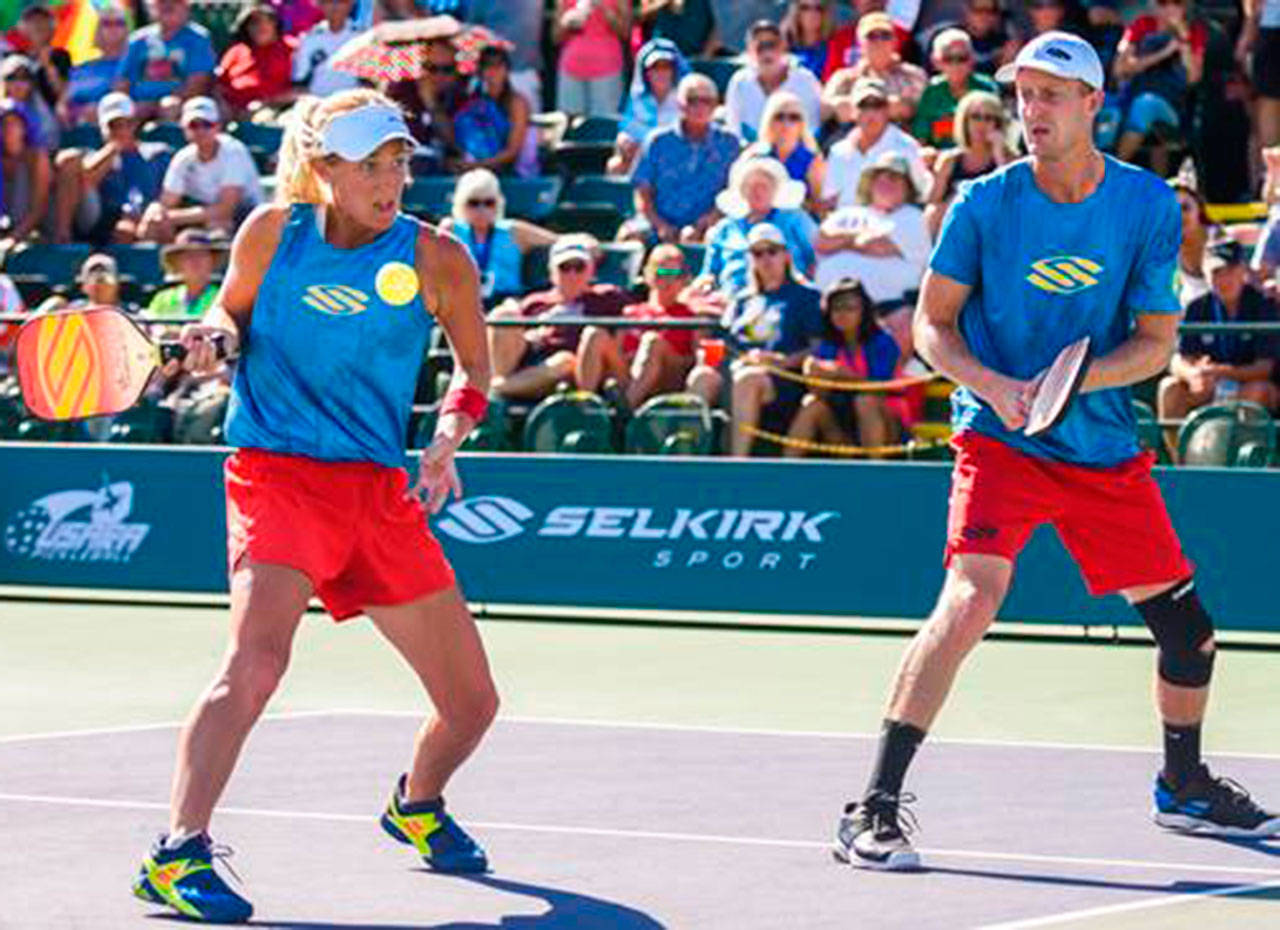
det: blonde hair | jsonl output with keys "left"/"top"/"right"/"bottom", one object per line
{"left": 758, "top": 91, "right": 818, "bottom": 155}
{"left": 953, "top": 90, "right": 1005, "bottom": 149}
{"left": 452, "top": 168, "right": 505, "bottom": 222}
{"left": 275, "top": 88, "right": 406, "bottom": 205}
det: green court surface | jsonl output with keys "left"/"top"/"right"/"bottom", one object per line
{"left": 4, "top": 599, "right": 1280, "bottom": 929}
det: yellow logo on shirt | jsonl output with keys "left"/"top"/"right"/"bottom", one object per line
{"left": 1026, "top": 256, "right": 1104, "bottom": 295}
{"left": 302, "top": 284, "right": 369, "bottom": 316}
{"left": 375, "top": 261, "right": 419, "bottom": 306}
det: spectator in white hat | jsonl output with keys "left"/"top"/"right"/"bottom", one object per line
{"left": 912, "top": 27, "right": 999, "bottom": 149}
{"left": 822, "top": 77, "right": 930, "bottom": 213}
{"left": 688, "top": 221, "right": 824, "bottom": 455}
{"left": 139, "top": 96, "right": 263, "bottom": 243}
{"left": 695, "top": 155, "right": 817, "bottom": 296}
{"left": 52, "top": 92, "right": 173, "bottom": 244}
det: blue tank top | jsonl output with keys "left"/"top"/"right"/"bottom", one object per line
{"left": 225, "top": 203, "right": 431, "bottom": 468}
{"left": 453, "top": 218, "right": 522, "bottom": 301}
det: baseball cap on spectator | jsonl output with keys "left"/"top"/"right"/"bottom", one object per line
{"left": 995, "top": 30, "right": 1105, "bottom": 90}
{"left": 180, "top": 96, "right": 221, "bottom": 127}
{"left": 851, "top": 78, "right": 890, "bottom": 106}
{"left": 857, "top": 12, "right": 894, "bottom": 39}
{"left": 0, "top": 54, "right": 36, "bottom": 81}
{"left": 857, "top": 151, "right": 920, "bottom": 204}
{"left": 748, "top": 19, "right": 782, "bottom": 41}
{"left": 716, "top": 156, "right": 806, "bottom": 217}
{"left": 78, "top": 253, "right": 119, "bottom": 283}
{"left": 550, "top": 234, "right": 599, "bottom": 268}
{"left": 746, "top": 223, "right": 786, "bottom": 250}
{"left": 932, "top": 28, "right": 973, "bottom": 57}
{"left": 822, "top": 276, "right": 871, "bottom": 311}
{"left": 19, "top": 2, "right": 53, "bottom": 20}
{"left": 98, "top": 92, "right": 136, "bottom": 131}
{"left": 640, "top": 44, "right": 678, "bottom": 69}
{"left": 1203, "top": 235, "right": 1247, "bottom": 273}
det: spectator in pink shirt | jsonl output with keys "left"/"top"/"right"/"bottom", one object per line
{"left": 554, "top": 0, "right": 631, "bottom": 116}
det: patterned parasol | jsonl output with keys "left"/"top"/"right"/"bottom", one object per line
{"left": 330, "top": 16, "right": 513, "bottom": 83}
{"left": 451, "top": 24, "right": 514, "bottom": 76}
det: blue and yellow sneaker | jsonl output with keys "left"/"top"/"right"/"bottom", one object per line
{"left": 1153, "top": 765, "right": 1280, "bottom": 837}
{"left": 380, "top": 774, "right": 489, "bottom": 873}
{"left": 132, "top": 832, "right": 253, "bottom": 924}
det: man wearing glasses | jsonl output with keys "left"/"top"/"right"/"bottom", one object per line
{"left": 824, "top": 12, "right": 927, "bottom": 127}
{"left": 822, "top": 78, "right": 930, "bottom": 213}
{"left": 912, "top": 28, "right": 998, "bottom": 149}
{"left": 623, "top": 73, "right": 742, "bottom": 246}
{"left": 724, "top": 20, "right": 823, "bottom": 141}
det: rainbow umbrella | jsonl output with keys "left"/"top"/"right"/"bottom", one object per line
{"left": 451, "top": 24, "right": 512, "bottom": 76}
{"left": 331, "top": 15, "right": 461, "bottom": 84}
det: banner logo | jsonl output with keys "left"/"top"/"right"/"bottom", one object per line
{"left": 437, "top": 496, "right": 534, "bottom": 544}
{"left": 4, "top": 477, "right": 151, "bottom": 563}
{"left": 1027, "top": 256, "right": 1103, "bottom": 295}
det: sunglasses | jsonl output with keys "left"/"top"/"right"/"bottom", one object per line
{"left": 755, "top": 40, "right": 781, "bottom": 53}
{"left": 685, "top": 95, "right": 717, "bottom": 106}
{"left": 187, "top": 119, "right": 215, "bottom": 130}
{"left": 856, "top": 97, "right": 888, "bottom": 109}
{"left": 773, "top": 112, "right": 803, "bottom": 123}
{"left": 653, "top": 267, "right": 687, "bottom": 278}
{"left": 557, "top": 260, "right": 588, "bottom": 273}
{"left": 969, "top": 112, "right": 1001, "bottom": 123}
{"left": 829, "top": 300, "right": 862, "bottom": 313}
{"left": 100, "top": 18, "right": 128, "bottom": 27}
{"left": 466, "top": 198, "right": 497, "bottom": 208}
{"left": 941, "top": 53, "right": 972, "bottom": 64}
{"left": 970, "top": 4, "right": 998, "bottom": 13}
{"left": 864, "top": 29, "right": 895, "bottom": 41}
{"left": 3, "top": 73, "right": 32, "bottom": 82}
{"left": 750, "top": 245, "right": 784, "bottom": 257}
{"left": 422, "top": 62, "right": 456, "bottom": 75}
{"left": 798, "top": 2, "right": 824, "bottom": 10}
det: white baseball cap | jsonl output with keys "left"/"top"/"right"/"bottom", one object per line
{"left": 97, "top": 92, "right": 135, "bottom": 130}
{"left": 180, "top": 95, "right": 220, "bottom": 126}
{"left": 746, "top": 223, "right": 786, "bottom": 249}
{"left": 319, "top": 104, "right": 415, "bottom": 161}
{"left": 995, "top": 30, "right": 1105, "bottom": 90}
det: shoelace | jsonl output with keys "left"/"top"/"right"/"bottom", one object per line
{"left": 855, "top": 792, "right": 921, "bottom": 840}
{"left": 1202, "top": 774, "right": 1258, "bottom": 812}
{"left": 206, "top": 842, "right": 244, "bottom": 886}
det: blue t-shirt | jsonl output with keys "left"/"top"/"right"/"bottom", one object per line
{"left": 99, "top": 143, "right": 172, "bottom": 211}
{"left": 931, "top": 156, "right": 1181, "bottom": 466}
{"left": 116, "top": 23, "right": 217, "bottom": 103}
{"left": 701, "top": 208, "right": 818, "bottom": 295}
{"left": 68, "top": 56, "right": 124, "bottom": 107}
{"left": 723, "top": 279, "right": 823, "bottom": 354}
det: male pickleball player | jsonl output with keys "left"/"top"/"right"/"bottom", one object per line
{"left": 833, "top": 31, "right": 1280, "bottom": 871}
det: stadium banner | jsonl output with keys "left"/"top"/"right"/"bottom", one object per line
{"left": 1, "top": 443, "right": 1278, "bottom": 632}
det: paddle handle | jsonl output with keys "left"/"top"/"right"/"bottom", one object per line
{"left": 158, "top": 333, "right": 231, "bottom": 365}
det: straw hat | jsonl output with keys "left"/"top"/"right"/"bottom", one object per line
{"left": 715, "top": 156, "right": 806, "bottom": 218}
{"left": 856, "top": 151, "right": 920, "bottom": 206}
{"left": 162, "top": 229, "right": 230, "bottom": 276}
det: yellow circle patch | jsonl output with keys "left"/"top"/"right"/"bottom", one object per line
{"left": 375, "top": 261, "right": 419, "bottom": 306}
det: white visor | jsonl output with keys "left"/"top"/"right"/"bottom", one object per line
{"left": 319, "top": 104, "right": 415, "bottom": 161}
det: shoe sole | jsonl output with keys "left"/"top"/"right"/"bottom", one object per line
{"left": 832, "top": 844, "right": 922, "bottom": 872}
{"left": 1153, "top": 811, "right": 1280, "bottom": 838}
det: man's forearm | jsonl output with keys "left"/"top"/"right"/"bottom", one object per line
{"left": 1081, "top": 330, "right": 1174, "bottom": 393}
{"left": 915, "top": 316, "right": 1006, "bottom": 400}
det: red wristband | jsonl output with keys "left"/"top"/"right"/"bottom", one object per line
{"left": 440, "top": 384, "right": 489, "bottom": 424}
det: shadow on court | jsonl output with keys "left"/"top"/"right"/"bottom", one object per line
{"left": 923, "top": 865, "right": 1253, "bottom": 896}
{"left": 1203, "top": 836, "right": 1280, "bottom": 859}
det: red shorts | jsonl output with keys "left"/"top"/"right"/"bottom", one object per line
{"left": 225, "top": 449, "right": 456, "bottom": 620}
{"left": 945, "top": 431, "right": 1193, "bottom": 596}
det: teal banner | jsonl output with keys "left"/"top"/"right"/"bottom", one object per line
{"left": 0, "top": 444, "right": 1276, "bottom": 631}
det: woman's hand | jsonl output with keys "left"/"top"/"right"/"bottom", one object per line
{"left": 412, "top": 434, "right": 463, "bottom": 515}
{"left": 179, "top": 324, "right": 238, "bottom": 374}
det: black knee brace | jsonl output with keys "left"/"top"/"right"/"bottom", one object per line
{"left": 1134, "top": 578, "right": 1216, "bottom": 688}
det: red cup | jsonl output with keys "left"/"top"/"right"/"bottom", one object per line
{"left": 698, "top": 338, "right": 726, "bottom": 368}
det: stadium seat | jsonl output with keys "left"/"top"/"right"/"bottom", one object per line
{"left": 139, "top": 121, "right": 186, "bottom": 148}
{"left": 1132, "top": 398, "right": 1165, "bottom": 461}
{"left": 690, "top": 57, "right": 742, "bottom": 97}
{"left": 678, "top": 243, "right": 707, "bottom": 275}
{"left": 545, "top": 141, "right": 613, "bottom": 177}
{"left": 521, "top": 246, "right": 552, "bottom": 291}
{"left": 107, "top": 401, "right": 174, "bottom": 444}
{"left": 565, "top": 114, "right": 622, "bottom": 142}
{"left": 563, "top": 175, "right": 635, "bottom": 216}
{"left": 522, "top": 390, "right": 614, "bottom": 453}
{"left": 107, "top": 244, "right": 166, "bottom": 288}
{"left": 62, "top": 123, "right": 103, "bottom": 150}
{"left": 188, "top": 0, "right": 240, "bottom": 51}
{"left": 548, "top": 202, "right": 626, "bottom": 241}
{"left": 625, "top": 393, "right": 714, "bottom": 455}
{"left": 499, "top": 176, "right": 562, "bottom": 222}
{"left": 1176, "top": 401, "right": 1275, "bottom": 467}
{"left": 402, "top": 176, "right": 457, "bottom": 219}
{"left": 230, "top": 121, "right": 284, "bottom": 155}
{"left": 596, "top": 242, "right": 643, "bottom": 288}
{"left": 4, "top": 243, "right": 90, "bottom": 287}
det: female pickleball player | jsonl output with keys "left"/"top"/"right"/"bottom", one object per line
{"left": 131, "top": 90, "right": 498, "bottom": 923}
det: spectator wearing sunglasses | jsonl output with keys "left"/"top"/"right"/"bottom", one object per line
{"left": 611, "top": 39, "right": 688, "bottom": 176}
{"left": 621, "top": 73, "right": 741, "bottom": 246}
{"left": 923, "top": 90, "right": 1013, "bottom": 238}
{"left": 139, "top": 96, "right": 263, "bottom": 243}
{"left": 724, "top": 20, "right": 823, "bottom": 142}
{"left": 823, "top": 12, "right": 927, "bottom": 128}
{"left": 487, "top": 234, "right": 636, "bottom": 401}
{"left": 575, "top": 244, "right": 708, "bottom": 407}
{"left": 912, "top": 28, "right": 998, "bottom": 149}
{"left": 439, "top": 168, "right": 556, "bottom": 305}
{"left": 822, "top": 78, "right": 930, "bottom": 213}
{"left": 291, "top": 0, "right": 360, "bottom": 98}
{"left": 688, "top": 222, "right": 823, "bottom": 456}
{"left": 385, "top": 39, "right": 461, "bottom": 172}
{"left": 746, "top": 91, "right": 827, "bottom": 213}
{"left": 0, "top": 55, "right": 54, "bottom": 151}
{"left": 113, "top": 0, "right": 216, "bottom": 122}
{"left": 554, "top": 0, "right": 631, "bottom": 117}
{"left": 63, "top": 6, "right": 131, "bottom": 126}
{"left": 1112, "top": 0, "right": 1205, "bottom": 177}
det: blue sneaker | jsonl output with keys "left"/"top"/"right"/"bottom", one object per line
{"left": 132, "top": 832, "right": 253, "bottom": 924}
{"left": 381, "top": 774, "right": 489, "bottom": 873}
{"left": 1153, "top": 765, "right": 1280, "bottom": 837}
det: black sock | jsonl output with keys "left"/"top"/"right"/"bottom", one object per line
{"left": 1163, "top": 722, "right": 1202, "bottom": 788}
{"left": 864, "top": 719, "right": 926, "bottom": 801}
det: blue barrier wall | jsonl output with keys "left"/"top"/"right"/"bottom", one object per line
{"left": 1, "top": 443, "right": 1277, "bottom": 631}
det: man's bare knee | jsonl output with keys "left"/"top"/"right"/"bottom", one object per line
{"left": 216, "top": 645, "right": 290, "bottom": 717}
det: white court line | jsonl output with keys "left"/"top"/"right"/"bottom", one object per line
{"left": 3, "top": 709, "right": 1280, "bottom": 762}
{"left": 1, "top": 791, "right": 1279, "bottom": 881}
{"left": 979, "top": 876, "right": 1280, "bottom": 929}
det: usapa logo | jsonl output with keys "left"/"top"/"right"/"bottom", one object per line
{"left": 3, "top": 476, "right": 151, "bottom": 563}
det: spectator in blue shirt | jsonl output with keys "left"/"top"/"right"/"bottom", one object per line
{"left": 114, "top": 0, "right": 216, "bottom": 121}
{"left": 694, "top": 154, "right": 817, "bottom": 296}
{"left": 620, "top": 73, "right": 741, "bottom": 246}
{"left": 51, "top": 92, "right": 171, "bottom": 245}
{"left": 687, "top": 222, "right": 823, "bottom": 455}
{"left": 609, "top": 38, "right": 688, "bottom": 175}
{"left": 63, "top": 6, "right": 132, "bottom": 126}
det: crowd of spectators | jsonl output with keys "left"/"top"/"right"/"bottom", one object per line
{"left": 1, "top": 0, "right": 1280, "bottom": 461}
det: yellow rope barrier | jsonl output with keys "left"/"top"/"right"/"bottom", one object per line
{"left": 759, "top": 365, "right": 941, "bottom": 393}
{"left": 740, "top": 423, "right": 951, "bottom": 458}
